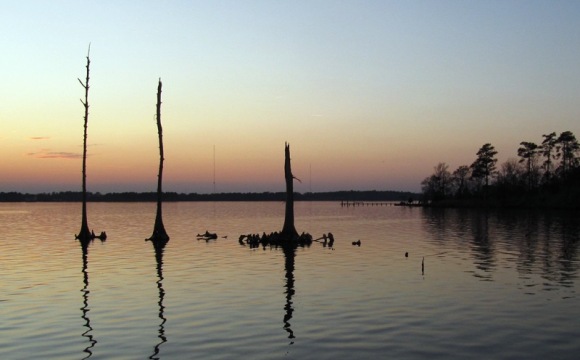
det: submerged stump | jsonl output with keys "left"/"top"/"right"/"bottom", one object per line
{"left": 238, "top": 143, "right": 334, "bottom": 249}
{"left": 281, "top": 143, "right": 299, "bottom": 241}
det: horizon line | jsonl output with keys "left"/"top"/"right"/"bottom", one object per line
{"left": 0, "top": 189, "right": 420, "bottom": 196}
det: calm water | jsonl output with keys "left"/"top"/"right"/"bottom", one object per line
{"left": 1, "top": 202, "right": 579, "bottom": 359}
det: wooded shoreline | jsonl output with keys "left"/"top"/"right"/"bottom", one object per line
{"left": 4, "top": 190, "right": 577, "bottom": 209}
{"left": 0, "top": 190, "right": 418, "bottom": 203}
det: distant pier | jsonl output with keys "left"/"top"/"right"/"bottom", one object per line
{"left": 340, "top": 201, "right": 394, "bottom": 207}
{"left": 340, "top": 200, "right": 422, "bottom": 207}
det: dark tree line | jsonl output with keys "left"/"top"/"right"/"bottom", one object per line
{"left": 422, "top": 131, "right": 580, "bottom": 208}
{"left": 0, "top": 190, "right": 418, "bottom": 203}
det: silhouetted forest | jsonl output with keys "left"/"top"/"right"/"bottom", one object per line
{"left": 421, "top": 130, "right": 580, "bottom": 209}
{"left": 0, "top": 190, "right": 418, "bottom": 203}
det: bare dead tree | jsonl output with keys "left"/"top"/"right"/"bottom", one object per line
{"left": 237, "top": 144, "right": 321, "bottom": 248}
{"left": 281, "top": 142, "right": 299, "bottom": 240}
{"left": 148, "top": 78, "right": 169, "bottom": 242}
{"left": 76, "top": 45, "right": 100, "bottom": 241}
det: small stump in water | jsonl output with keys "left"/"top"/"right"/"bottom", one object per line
{"left": 238, "top": 232, "right": 314, "bottom": 249}
{"left": 76, "top": 230, "right": 107, "bottom": 242}
{"left": 238, "top": 231, "right": 335, "bottom": 250}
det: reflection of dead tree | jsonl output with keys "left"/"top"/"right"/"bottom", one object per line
{"left": 76, "top": 45, "right": 106, "bottom": 241}
{"left": 148, "top": 79, "right": 169, "bottom": 242}
{"left": 80, "top": 239, "right": 97, "bottom": 359}
{"left": 283, "top": 245, "right": 296, "bottom": 343}
{"left": 149, "top": 237, "right": 168, "bottom": 359}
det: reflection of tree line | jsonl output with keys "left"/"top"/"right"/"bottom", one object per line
{"left": 470, "top": 212, "right": 495, "bottom": 279}
{"left": 422, "top": 208, "right": 579, "bottom": 286}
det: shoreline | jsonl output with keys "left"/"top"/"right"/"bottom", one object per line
{"left": 0, "top": 190, "right": 419, "bottom": 203}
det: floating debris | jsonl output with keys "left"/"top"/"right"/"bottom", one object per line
{"left": 197, "top": 231, "right": 218, "bottom": 241}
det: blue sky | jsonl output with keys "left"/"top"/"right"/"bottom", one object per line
{"left": 1, "top": 1, "right": 579, "bottom": 193}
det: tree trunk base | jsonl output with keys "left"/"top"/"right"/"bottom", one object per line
{"left": 147, "top": 232, "right": 169, "bottom": 243}
{"left": 76, "top": 229, "right": 107, "bottom": 241}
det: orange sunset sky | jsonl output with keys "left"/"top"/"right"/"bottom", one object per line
{"left": 2, "top": 1, "right": 579, "bottom": 194}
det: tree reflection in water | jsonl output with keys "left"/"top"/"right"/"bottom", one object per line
{"left": 148, "top": 238, "right": 168, "bottom": 360}
{"left": 422, "top": 208, "right": 580, "bottom": 289}
{"left": 470, "top": 211, "right": 495, "bottom": 280}
{"left": 282, "top": 244, "right": 296, "bottom": 344}
{"left": 79, "top": 238, "right": 97, "bottom": 359}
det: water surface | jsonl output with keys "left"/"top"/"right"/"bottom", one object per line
{"left": 1, "top": 202, "right": 578, "bottom": 359}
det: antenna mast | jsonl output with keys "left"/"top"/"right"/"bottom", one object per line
{"left": 309, "top": 163, "right": 312, "bottom": 193}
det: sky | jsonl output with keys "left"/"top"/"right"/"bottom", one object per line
{"left": 1, "top": 0, "right": 579, "bottom": 194}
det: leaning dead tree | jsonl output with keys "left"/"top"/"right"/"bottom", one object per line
{"left": 281, "top": 142, "right": 299, "bottom": 240}
{"left": 76, "top": 45, "right": 105, "bottom": 241}
{"left": 148, "top": 79, "right": 169, "bottom": 242}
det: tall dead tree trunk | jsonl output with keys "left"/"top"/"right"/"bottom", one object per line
{"left": 148, "top": 78, "right": 169, "bottom": 242}
{"left": 76, "top": 46, "right": 93, "bottom": 241}
{"left": 281, "top": 143, "right": 299, "bottom": 240}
